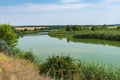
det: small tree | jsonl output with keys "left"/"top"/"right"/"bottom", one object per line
{"left": 0, "top": 24, "right": 18, "bottom": 47}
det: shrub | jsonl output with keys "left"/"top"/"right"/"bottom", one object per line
{"left": 0, "top": 24, "right": 18, "bottom": 47}
{"left": 91, "top": 26, "right": 101, "bottom": 31}
{"left": 39, "top": 55, "right": 77, "bottom": 80}
{"left": 0, "top": 40, "right": 11, "bottom": 55}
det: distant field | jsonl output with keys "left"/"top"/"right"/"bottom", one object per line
{"left": 15, "top": 27, "right": 46, "bottom": 31}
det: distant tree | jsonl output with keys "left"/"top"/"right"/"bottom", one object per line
{"left": 91, "top": 26, "right": 101, "bottom": 31}
{"left": 34, "top": 28, "right": 37, "bottom": 31}
{"left": 24, "top": 28, "right": 28, "bottom": 31}
{"left": 72, "top": 25, "right": 80, "bottom": 31}
{"left": 66, "top": 26, "right": 71, "bottom": 31}
{"left": 102, "top": 24, "right": 108, "bottom": 29}
{"left": 117, "top": 26, "right": 120, "bottom": 30}
{"left": 0, "top": 24, "right": 18, "bottom": 47}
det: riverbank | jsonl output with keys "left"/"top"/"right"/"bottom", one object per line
{"left": 74, "top": 30, "right": 120, "bottom": 41}
{"left": 49, "top": 29, "right": 120, "bottom": 41}
{"left": 1, "top": 47, "right": 120, "bottom": 80}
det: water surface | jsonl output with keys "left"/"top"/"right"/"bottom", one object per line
{"left": 17, "top": 34, "right": 120, "bottom": 67}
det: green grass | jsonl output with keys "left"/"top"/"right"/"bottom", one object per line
{"left": 74, "top": 30, "right": 120, "bottom": 41}
{"left": 49, "top": 29, "right": 120, "bottom": 41}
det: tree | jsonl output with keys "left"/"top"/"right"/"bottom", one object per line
{"left": 91, "top": 26, "right": 101, "bottom": 31}
{"left": 117, "top": 26, "right": 120, "bottom": 30}
{"left": 102, "top": 24, "right": 108, "bottom": 29}
{"left": 72, "top": 25, "right": 81, "bottom": 31}
{"left": 0, "top": 24, "right": 18, "bottom": 47}
{"left": 66, "top": 26, "right": 71, "bottom": 31}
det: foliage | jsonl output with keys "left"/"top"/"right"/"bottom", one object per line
{"left": 39, "top": 55, "right": 120, "bottom": 80}
{"left": 65, "top": 25, "right": 82, "bottom": 31}
{"left": 91, "top": 26, "right": 101, "bottom": 31}
{"left": 39, "top": 55, "right": 77, "bottom": 80}
{"left": 74, "top": 30, "right": 120, "bottom": 41}
{"left": 117, "top": 26, "right": 120, "bottom": 30}
{"left": 0, "top": 40, "right": 11, "bottom": 55}
{"left": 12, "top": 48, "right": 38, "bottom": 63}
{"left": 0, "top": 24, "right": 18, "bottom": 47}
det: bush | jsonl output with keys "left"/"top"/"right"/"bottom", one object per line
{"left": 39, "top": 55, "right": 77, "bottom": 80}
{"left": 91, "top": 26, "right": 101, "bottom": 31}
{"left": 0, "top": 40, "right": 11, "bottom": 55}
{"left": 0, "top": 24, "right": 18, "bottom": 47}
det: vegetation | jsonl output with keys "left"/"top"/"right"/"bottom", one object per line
{"left": 39, "top": 55, "right": 120, "bottom": 80}
{"left": 0, "top": 54, "right": 51, "bottom": 80}
{"left": 0, "top": 24, "right": 18, "bottom": 47}
{"left": 1, "top": 24, "right": 120, "bottom": 80}
{"left": 39, "top": 55, "right": 76, "bottom": 80}
{"left": 74, "top": 30, "right": 120, "bottom": 41}
{"left": 12, "top": 48, "right": 40, "bottom": 64}
{"left": 49, "top": 34, "right": 120, "bottom": 47}
{"left": 0, "top": 40, "right": 11, "bottom": 55}
{"left": 49, "top": 25, "right": 120, "bottom": 41}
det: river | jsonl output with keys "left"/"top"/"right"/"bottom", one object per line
{"left": 17, "top": 33, "right": 120, "bottom": 67}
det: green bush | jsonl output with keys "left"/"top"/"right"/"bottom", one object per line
{"left": 0, "top": 24, "right": 18, "bottom": 47}
{"left": 39, "top": 55, "right": 77, "bottom": 80}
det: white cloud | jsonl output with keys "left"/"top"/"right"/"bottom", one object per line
{"left": 60, "top": 0, "right": 81, "bottom": 3}
{"left": 0, "top": 0, "right": 120, "bottom": 25}
{"left": 0, "top": 3, "right": 91, "bottom": 12}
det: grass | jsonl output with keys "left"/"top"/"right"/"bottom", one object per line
{"left": 49, "top": 29, "right": 120, "bottom": 41}
{"left": 1, "top": 46, "right": 120, "bottom": 80}
{"left": 74, "top": 30, "right": 120, "bottom": 41}
{"left": 0, "top": 53, "right": 52, "bottom": 80}
{"left": 39, "top": 55, "right": 120, "bottom": 80}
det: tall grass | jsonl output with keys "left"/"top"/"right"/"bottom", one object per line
{"left": 39, "top": 55, "right": 120, "bottom": 80}
{"left": 12, "top": 48, "right": 40, "bottom": 64}
{"left": 74, "top": 30, "right": 120, "bottom": 41}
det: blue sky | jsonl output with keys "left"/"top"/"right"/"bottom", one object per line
{"left": 0, "top": 0, "right": 120, "bottom": 25}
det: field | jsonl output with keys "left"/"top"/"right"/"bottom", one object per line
{"left": 15, "top": 27, "right": 46, "bottom": 31}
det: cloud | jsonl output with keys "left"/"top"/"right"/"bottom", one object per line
{"left": 60, "top": 0, "right": 81, "bottom": 3}
{"left": 103, "top": 0, "right": 120, "bottom": 3}
{"left": 0, "top": 3, "right": 91, "bottom": 12}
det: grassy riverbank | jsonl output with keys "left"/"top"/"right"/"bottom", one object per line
{"left": 1, "top": 41, "right": 120, "bottom": 80}
{"left": 1, "top": 24, "right": 120, "bottom": 80}
{"left": 74, "top": 30, "right": 120, "bottom": 41}
{"left": 1, "top": 50, "right": 120, "bottom": 80}
{"left": 49, "top": 29, "right": 120, "bottom": 41}
{"left": 1, "top": 38, "right": 120, "bottom": 80}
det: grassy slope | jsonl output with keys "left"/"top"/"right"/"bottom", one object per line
{"left": 0, "top": 53, "right": 51, "bottom": 80}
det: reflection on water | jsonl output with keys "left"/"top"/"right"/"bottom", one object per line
{"left": 17, "top": 34, "right": 120, "bottom": 67}
{"left": 49, "top": 34, "right": 120, "bottom": 47}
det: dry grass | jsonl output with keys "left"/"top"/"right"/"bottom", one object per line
{"left": 0, "top": 53, "right": 52, "bottom": 80}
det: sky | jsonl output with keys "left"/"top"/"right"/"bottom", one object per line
{"left": 0, "top": 0, "right": 120, "bottom": 25}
